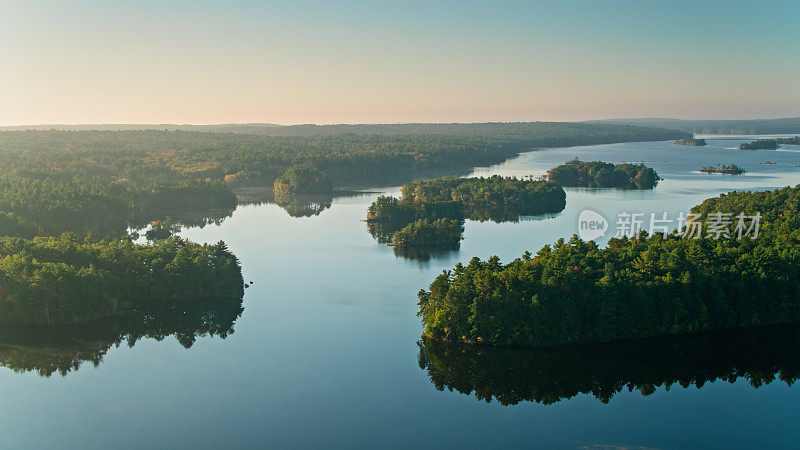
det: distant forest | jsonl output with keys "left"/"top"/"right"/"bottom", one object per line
{"left": 7, "top": 118, "right": 799, "bottom": 136}
{"left": 1, "top": 121, "right": 690, "bottom": 139}
{"left": 588, "top": 117, "right": 800, "bottom": 135}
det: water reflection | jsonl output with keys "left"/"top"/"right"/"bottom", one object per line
{"left": 273, "top": 193, "right": 333, "bottom": 217}
{"left": 129, "top": 207, "right": 235, "bottom": 232}
{"left": 392, "top": 245, "right": 460, "bottom": 262}
{"left": 466, "top": 209, "right": 562, "bottom": 223}
{"left": 236, "top": 186, "right": 374, "bottom": 218}
{"left": 0, "top": 298, "right": 243, "bottom": 377}
{"left": 418, "top": 325, "right": 800, "bottom": 406}
{"left": 367, "top": 211, "right": 560, "bottom": 262}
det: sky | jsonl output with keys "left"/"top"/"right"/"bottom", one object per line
{"left": 1, "top": 0, "right": 799, "bottom": 125}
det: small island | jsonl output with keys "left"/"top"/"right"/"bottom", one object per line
{"left": 273, "top": 165, "right": 333, "bottom": 196}
{"left": 740, "top": 139, "right": 778, "bottom": 150}
{"left": 774, "top": 136, "right": 800, "bottom": 145}
{"left": 675, "top": 138, "right": 707, "bottom": 146}
{"left": 699, "top": 164, "right": 746, "bottom": 175}
{"left": 546, "top": 159, "right": 661, "bottom": 189}
{"left": 390, "top": 218, "right": 463, "bottom": 248}
{"left": 367, "top": 175, "right": 566, "bottom": 246}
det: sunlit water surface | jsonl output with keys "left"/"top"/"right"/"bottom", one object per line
{"left": 2, "top": 137, "right": 800, "bottom": 448}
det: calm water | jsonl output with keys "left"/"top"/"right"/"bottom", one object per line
{"left": 2, "top": 137, "right": 800, "bottom": 449}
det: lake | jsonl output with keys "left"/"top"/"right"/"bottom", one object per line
{"left": 1, "top": 137, "right": 799, "bottom": 448}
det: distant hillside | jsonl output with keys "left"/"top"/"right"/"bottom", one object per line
{"left": 586, "top": 117, "right": 800, "bottom": 135}
{"left": 0, "top": 121, "right": 688, "bottom": 139}
{"left": 0, "top": 123, "right": 283, "bottom": 134}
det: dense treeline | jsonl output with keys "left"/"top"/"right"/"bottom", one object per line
{"left": 588, "top": 117, "right": 800, "bottom": 135}
{"left": 0, "top": 125, "right": 680, "bottom": 230}
{"left": 367, "top": 176, "right": 565, "bottom": 246}
{"left": 400, "top": 176, "right": 567, "bottom": 214}
{"left": 0, "top": 122, "right": 691, "bottom": 139}
{"left": 699, "top": 164, "right": 746, "bottom": 175}
{"left": 0, "top": 235, "right": 244, "bottom": 324}
{"left": 674, "top": 138, "right": 707, "bottom": 146}
{"left": 273, "top": 165, "right": 333, "bottom": 195}
{"left": 774, "top": 136, "right": 800, "bottom": 145}
{"left": 546, "top": 160, "right": 661, "bottom": 189}
{"left": 740, "top": 139, "right": 779, "bottom": 150}
{"left": 417, "top": 185, "right": 800, "bottom": 346}
{"left": 0, "top": 126, "right": 687, "bottom": 187}
{"left": 0, "top": 174, "right": 236, "bottom": 238}
{"left": 0, "top": 298, "right": 243, "bottom": 377}
{"left": 368, "top": 176, "right": 566, "bottom": 223}
{"left": 418, "top": 324, "right": 800, "bottom": 406}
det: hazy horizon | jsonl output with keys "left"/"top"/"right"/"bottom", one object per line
{"left": 2, "top": 0, "right": 799, "bottom": 125}
{"left": 2, "top": 116, "right": 800, "bottom": 128}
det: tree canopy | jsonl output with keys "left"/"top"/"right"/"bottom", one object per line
{"left": 546, "top": 160, "right": 661, "bottom": 189}
{"left": 367, "top": 175, "right": 565, "bottom": 248}
{"left": 418, "top": 184, "right": 800, "bottom": 346}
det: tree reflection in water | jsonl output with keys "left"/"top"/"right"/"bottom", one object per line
{"left": 0, "top": 298, "right": 243, "bottom": 377}
{"left": 418, "top": 324, "right": 800, "bottom": 406}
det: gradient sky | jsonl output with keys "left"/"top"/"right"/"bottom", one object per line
{"left": 1, "top": 0, "right": 799, "bottom": 125}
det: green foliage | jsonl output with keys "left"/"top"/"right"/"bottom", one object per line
{"left": 674, "top": 138, "right": 707, "bottom": 146}
{"left": 0, "top": 174, "right": 236, "bottom": 238}
{"left": 588, "top": 117, "right": 800, "bottom": 135}
{"left": 401, "top": 175, "right": 567, "bottom": 216}
{"left": 391, "top": 219, "right": 464, "bottom": 248}
{"left": 0, "top": 126, "right": 687, "bottom": 187}
{"left": 0, "top": 235, "right": 244, "bottom": 325}
{"left": 0, "top": 125, "right": 682, "bottom": 324}
{"left": 369, "top": 176, "right": 566, "bottom": 223}
{"left": 699, "top": 164, "right": 746, "bottom": 175}
{"left": 738, "top": 137, "right": 798, "bottom": 150}
{"left": 546, "top": 160, "right": 661, "bottom": 189}
{"left": 417, "top": 185, "right": 800, "bottom": 346}
{"left": 740, "top": 140, "right": 779, "bottom": 150}
{"left": 774, "top": 136, "right": 800, "bottom": 145}
{"left": 273, "top": 165, "right": 332, "bottom": 195}
{"left": 367, "top": 176, "right": 566, "bottom": 246}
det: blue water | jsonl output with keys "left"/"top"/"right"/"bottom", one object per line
{"left": 1, "top": 137, "right": 799, "bottom": 448}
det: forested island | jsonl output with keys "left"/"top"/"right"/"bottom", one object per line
{"left": 740, "top": 139, "right": 779, "bottom": 150}
{"left": 390, "top": 219, "right": 464, "bottom": 248}
{"left": 546, "top": 160, "right": 661, "bottom": 189}
{"left": 699, "top": 164, "right": 746, "bottom": 175}
{"left": 273, "top": 165, "right": 333, "bottom": 196}
{"left": 674, "top": 138, "right": 707, "bottom": 146}
{"left": 417, "top": 184, "right": 800, "bottom": 347}
{"left": 418, "top": 324, "right": 800, "bottom": 406}
{"left": 0, "top": 236, "right": 243, "bottom": 325}
{"left": 774, "top": 136, "right": 800, "bottom": 145}
{"left": 367, "top": 176, "right": 566, "bottom": 247}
